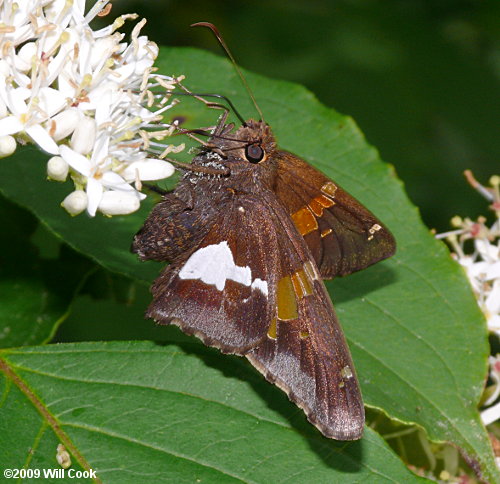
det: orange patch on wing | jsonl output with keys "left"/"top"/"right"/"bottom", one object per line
{"left": 267, "top": 318, "right": 277, "bottom": 339}
{"left": 292, "top": 187, "right": 336, "bottom": 236}
{"left": 291, "top": 207, "right": 318, "bottom": 236}
{"left": 277, "top": 276, "right": 298, "bottom": 321}
{"left": 321, "top": 181, "right": 338, "bottom": 197}
{"left": 304, "top": 260, "right": 320, "bottom": 281}
{"left": 308, "top": 194, "right": 334, "bottom": 217}
{"left": 291, "top": 269, "right": 313, "bottom": 299}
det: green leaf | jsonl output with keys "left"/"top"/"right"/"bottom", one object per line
{"left": 0, "top": 342, "right": 430, "bottom": 483}
{"left": 0, "top": 197, "right": 91, "bottom": 348}
{"left": 0, "top": 46, "right": 494, "bottom": 480}
{"left": 0, "top": 149, "right": 160, "bottom": 284}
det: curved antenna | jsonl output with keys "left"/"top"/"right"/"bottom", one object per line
{"left": 173, "top": 91, "right": 247, "bottom": 126}
{"left": 191, "top": 22, "right": 265, "bottom": 123}
{"left": 175, "top": 128, "right": 253, "bottom": 145}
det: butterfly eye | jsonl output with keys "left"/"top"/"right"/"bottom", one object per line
{"left": 245, "top": 143, "right": 264, "bottom": 163}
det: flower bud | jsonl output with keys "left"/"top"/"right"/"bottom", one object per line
{"left": 61, "top": 190, "right": 88, "bottom": 216}
{"left": 0, "top": 135, "right": 16, "bottom": 158}
{"left": 98, "top": 191, "right": 140, "bottom": 216}
{"left": 47, "top": 156, "right": 69, "bottom": 181}
{"left": 70, "top": 116, "right": 96, "bottom": 154}
{"left": 122, "top": 159, "right": 174, "bottom": 182}
{"left": 50, "top": 108, "right": 80, "bottom": 141}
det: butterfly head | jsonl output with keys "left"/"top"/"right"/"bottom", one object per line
{"left": 205, "top": 119, "right": 278, "bottom": 179}
{"left": 231, "top": 120, "right": 276, "bottom": 164}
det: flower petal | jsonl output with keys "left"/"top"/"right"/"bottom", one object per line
{"left": 0, "top": 116, "right": 23, "bottom": 136}
{"left": 86, "top": 177, "right": 103, "bottom": 217}
{"left": 38, "top": 87, "right": 67, "bottom": 117}
{"left": 101, "top": 171, "right": 134, "bottom": 191}
{"left": 486, "top": 280, "right": 500, "bottom": 315}
{"left": 25, "top": 125, "right": 59, "bottom": 154}
{"left": 481, "top": 400, "right": 500, "bottom": 425}
{"left": 476, "top": 239, "right": 499, "bottom": 262}
{"left": 487, "top": 261, "right": 500, "bottom": 280}
{"left": 59, "top": 145, "right": 91, "bottom": 176}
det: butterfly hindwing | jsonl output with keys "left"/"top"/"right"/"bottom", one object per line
{"left": 146, "top": 195, "right": 279, "bottom": 354}
{"left": 275, "top": 151, "right": 396, "bottom": 278}
{"left": 132, "top": 192, "right": 213, "bottom": 263}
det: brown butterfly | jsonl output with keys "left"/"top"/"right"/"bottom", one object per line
{"left": 132, "top": 24, "right": 396, "bottom": 441}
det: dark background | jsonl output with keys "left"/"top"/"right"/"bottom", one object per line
{"left": 98, "top": 0, "right": 500, "bottom": 231}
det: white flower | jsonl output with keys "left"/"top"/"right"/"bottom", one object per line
{"left": 438, "top": 173, "right": 500, "bottom": 426}
{"left": 60, "top": 143, "right": 146, "bottom": 217}
{"left": 438, "top": 173, "right": 500, "bottom": 337}
{"left": 0, "top": 82, "right": 62, "bottom": 154}
{"left": 0, "top": 0, "right": 183, "bottom": 216}
{"left": 482, "top": 356, "right": 500, "bottom": 425}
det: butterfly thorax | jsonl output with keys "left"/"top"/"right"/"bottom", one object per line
{"left": 184, "top": 119, "right": 279, "bottom": 196}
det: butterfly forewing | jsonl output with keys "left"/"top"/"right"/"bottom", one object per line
{"left": 247, "top": 193, "right": 364, "bottom": 440}
{"left": 247, "top": 289, "right": 364, "bottom": 441}
{"left": 275, "top": 151, "right": 396, "bottom": 278}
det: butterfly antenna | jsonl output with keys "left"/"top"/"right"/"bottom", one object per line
{"left": 173, "top": 91, "right": 247, "bottom": 126}
{"left": 191, "top": 22, "right": 265, "bottom": 124}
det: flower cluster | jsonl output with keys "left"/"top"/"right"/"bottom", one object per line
{"left": 482, "top": 355, "right": 500, "bottom": 426}
{"left": 0, "top": 0, "right": 183, "bottom": 216}
{"left": 438, "top": 172, "right": 500, "bottom": 334}
{"left": 437, "top": 171, "right": 500, "bottom": 426}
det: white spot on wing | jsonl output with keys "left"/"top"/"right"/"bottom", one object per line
{"left": 251, "top": 278, "right": 268, "bottom": 296}
{"left": 179, "top": 241, "right": 267, "bottom": 296}
{"left": 340, "top": 365, "right": 353, "bottom": 379}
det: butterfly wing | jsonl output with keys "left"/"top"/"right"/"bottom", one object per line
{"left": 275, "top": 151, "right": 396, "bottom": 279}
{"left": 146, "top": 195, "right": 279, "bottom": 354}
{"left": 147, "top": 191, "right": 364, "bottom": 439}
{"left": 132, "top": 192, "right": 213, "bottom": 263}
{"left": 246, "top": 290, "right": 364, "bottom": 441}
{"left": 247, "top": 193, "right": 364, "bottom": 440}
